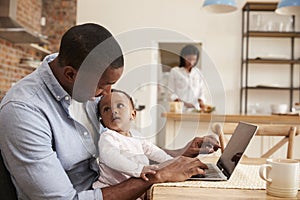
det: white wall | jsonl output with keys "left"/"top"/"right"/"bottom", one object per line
{"left": 76, "top": 0, "right": 300, "bottom": 147}
{"left": 77, "top": 0, "right": 247, "bottom": 115}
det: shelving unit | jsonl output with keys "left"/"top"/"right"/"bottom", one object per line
{"left": 240, "top": 2, "right": 300, "bottom": 114}
{"left": 16, "top": 43, "right": 51, "bottom": 55}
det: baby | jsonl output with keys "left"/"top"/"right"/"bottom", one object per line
{"left": 93, "top": 89, "right": 173, "bottom": 190}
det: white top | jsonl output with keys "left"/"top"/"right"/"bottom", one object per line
{"left": 168, "top": 66, "right": 205, "bottom": 110}
{"left": 95, "top": 129, "right": 172, "bottom": 188}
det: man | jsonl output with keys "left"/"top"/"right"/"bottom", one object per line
{"left": 0, "top": 23, "right": 219, "bottom": 200}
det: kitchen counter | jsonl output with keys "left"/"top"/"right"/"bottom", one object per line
{"left": 162, "top": 112, "right": 300, "bottom": 125}
{"left": 160, "top": 112, "right": 300, "bottom": 153}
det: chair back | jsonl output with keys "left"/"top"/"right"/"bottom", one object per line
{"left": 211, "top": 123, "right": 298, "bottom": 159}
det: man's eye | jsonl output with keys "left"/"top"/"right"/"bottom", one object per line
{"left": 117, "top": 103, "right": 124, "bottom": 109}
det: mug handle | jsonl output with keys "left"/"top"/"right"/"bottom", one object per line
{"left": 259, "top": 164, "right": 272, "bottom": 183}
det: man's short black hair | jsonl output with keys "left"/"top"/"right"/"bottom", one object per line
{"left": 57, "top": 23, "right": 124, "bottom": 70}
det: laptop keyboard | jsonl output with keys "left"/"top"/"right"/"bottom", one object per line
{"left": 191, "top": 163, "right": 222, "bottom": 179}
{"left": 203, "top": 163, "right": 222, "bottom": 178}
{"left": 171, "top": 164, "right": 267, "bottom": 189}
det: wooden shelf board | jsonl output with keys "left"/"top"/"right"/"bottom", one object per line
{"left": 243, "top": 2, "right": 277, "bottom": 12}
{"left": 242, "top": 87, "right": 299, "bottom": 90}
{"left": 15, "top": 43, "right": 51, "bottom": 55}
{"left": 243, "top": 59, "right": 300, "bottom": 64}
{"left": 244, "top": 31, "right": 300, "bottom": 38}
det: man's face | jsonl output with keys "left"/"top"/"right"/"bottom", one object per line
{"left": 99, "top": 92, "right": 135, "bottom": 133}
{"left": 95, "top": 67, "right": 124, "bottom": 98}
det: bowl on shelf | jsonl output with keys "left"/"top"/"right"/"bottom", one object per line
{"left": 294, "top": 102, "right": 300, "bottom": 111}
{"left": 270, "top": 104, "right": 288, "bottom": 114}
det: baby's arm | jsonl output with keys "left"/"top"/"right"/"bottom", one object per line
{"left": 142, "top": 140, "right": 173, "bottom": 163}
{"left": 99, "top": 132, "right": 145, "bottom": 177}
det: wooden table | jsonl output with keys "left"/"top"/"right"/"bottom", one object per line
{"left": 161, "top": 112, "right": 300, "bottom": 149}
{"left": 148, "top": 157, "right": 300, "bottom": 200}
{"left": 150, "top": 186, "right": 300, "bottom": 199}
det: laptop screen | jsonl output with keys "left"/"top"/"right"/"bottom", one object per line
{"left": 216, "top": 122, "right": 258, "bottom": 179}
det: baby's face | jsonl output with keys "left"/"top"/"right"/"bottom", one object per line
{"left": 99, "top": 92, "right": 135, "bottom": 133}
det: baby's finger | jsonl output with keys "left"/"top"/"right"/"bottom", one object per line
{"left": 145, "top": 170, "right": 157, "bottom": 175}
{"left": 141, "top": 174, "right": 149, "bottom": 181}
{"left": 149, "top": 165, "right": 159, "bottom": 170}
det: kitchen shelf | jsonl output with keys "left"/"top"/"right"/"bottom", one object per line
{"left": 0, "top": 27, "right": 48, "bottom": 44}
{"left": 0, "top": 27, "right": 51, "bottom": 56}
{"left": 16, "top": 43, "right": 51, "bottom": 55}
{"left": 243, "top": 2, "right": 277, "bottom": 11}
{"left": 243, "top": 59, "right": 300, "bottom": 64}
{"left": 240, "top": 2, "right": 299, "bottom": 114}
{"left": 243, "top": 31, "right": 300, "bottom": 38}
{"left": 243, "top": 86, "right": 299, "bottom": 90}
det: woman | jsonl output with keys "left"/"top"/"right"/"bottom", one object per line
{"left": 168, "top": 44, "right": 206, "bottom": 111}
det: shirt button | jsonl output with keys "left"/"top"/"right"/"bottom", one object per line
{"left": 57, "top": 96, "right": 60, "bottom": 100}
{"left": 65, "top": 96, "right": 70, "bottom": 101}
{"left": 83, "top": 132, "right": 88, "bottom": 136}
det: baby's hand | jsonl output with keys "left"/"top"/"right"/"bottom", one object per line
{"left": 140, "top": 165, "right": 159, "bottom": 181}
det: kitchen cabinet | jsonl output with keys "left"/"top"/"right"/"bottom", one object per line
{"left": 240, "top": 2, "right": 300, "bottom": 114}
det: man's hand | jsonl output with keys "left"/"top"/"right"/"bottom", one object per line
{"left": 182, "top": 136, "right": 221, "bottom": 157}
{"left": 154, "top": 156, "right": 208, "bottom": 183}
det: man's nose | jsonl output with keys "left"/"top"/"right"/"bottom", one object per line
{"left": 101, "top": 86, "right": 112, "bottom": 96}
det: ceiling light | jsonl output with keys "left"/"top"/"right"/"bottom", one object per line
{"left": 276, "top": 0, "right": 300, "bottom": 15}
{"left": 203, "top": 0, "right": 237, "bottom": 13}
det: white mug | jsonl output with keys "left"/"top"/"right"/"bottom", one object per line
{"left": 169, "top": 102, "right": 183, "bottom": 113}
{"left": 259, "top": 158, "right": 299, "bottom": 198}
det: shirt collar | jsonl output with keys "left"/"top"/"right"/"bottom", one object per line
{"left": 38, "top": 53, "right": 71, "bottom": 102}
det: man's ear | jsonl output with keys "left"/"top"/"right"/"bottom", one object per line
{"left": 63, "top": 66, "right": 77, "bottom": 83}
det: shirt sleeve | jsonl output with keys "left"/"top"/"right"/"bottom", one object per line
{"left": 0, "top": 102, "right": 103, "bottom": 200}
{"left": 141, "top": 140, "right": 173, "bottom": 163}
{"left": 98, "top": 132, "right": 144, "bottom": 177}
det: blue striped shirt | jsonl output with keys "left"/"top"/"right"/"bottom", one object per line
{"left": 0, "top": 54, "right": 103, "bottom": 200}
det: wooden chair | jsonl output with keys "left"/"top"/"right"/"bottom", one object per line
{"left": 0, "top": 150, "right": 18, "bottom": 200}
{"left": 211, "top": 123, "right": 299, "bottom": 159}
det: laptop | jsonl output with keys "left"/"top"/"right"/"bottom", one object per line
{"left": 189, "top": 121, "right": 258, "bottom": 181}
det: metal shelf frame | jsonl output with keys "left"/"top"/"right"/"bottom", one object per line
{"left": 240, "top": 2, "right": 299, "bottom": 114}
